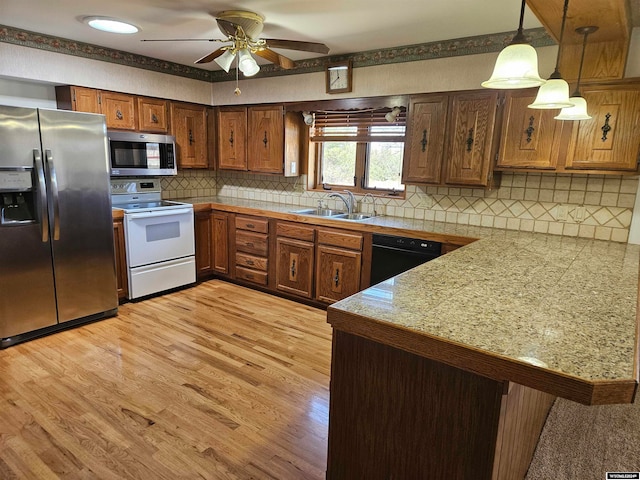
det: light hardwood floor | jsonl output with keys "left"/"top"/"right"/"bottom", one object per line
{"left": 0, "top": 280, "right": 332, "bottom": 479}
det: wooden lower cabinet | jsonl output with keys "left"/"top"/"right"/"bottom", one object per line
{"left": 195, "top": 210, "right": 213, "bottom": 279}
{"left": 212, "top": 211, "right": 230, "bottom": 275}
{"left": 275, "top": 222, "right": 315, "bottom": 298}
{"left": 113, "top": 217, "right": 128, "bottom": 300}
{"left": 316, "top": 245, "right": 362, "bottom": 304}
{"left": 234, "top": 215, "right": 269, "bottom": 286}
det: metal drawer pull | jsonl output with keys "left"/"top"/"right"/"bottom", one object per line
{"left": 151, "top": 113, "right": 158, "bottom": 123}
{"left": 525, "top": 116, "right": 535, "bottom": 143}
{"left": 188, "top": 129, "right": 194, "bottom": 146}
{"left": 466, "top": 128, "right": 474, "bottom": 152}
{"left": 246, "top": 242, "right": 254, "bottom": 248}
{"left": 116, "top": 109, "right": 123, "bottom": 120}
{"left": 291, "top": 259, "right": 296, "bottom": 277}
{"left": 334, "top": 268, "right": 340, "bottom": 287}
{"left": 246, "top": 223, "right": 255, "bottom": 229}
{"left": 246, "top": 259, "right": 255, "bottom": 266}
{"left": 420, "top": 129, "right": 428, "bottom": 152}
{"left": 263, "top": 131, "right": 268, "bottom": 147}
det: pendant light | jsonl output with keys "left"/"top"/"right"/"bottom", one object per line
{"left": 554, "top": 26, "right": 598, "bottom": 120}
{"left": 481, "top": 0, "right": 545, "bottom": 89}
{"left": 528, "top": 0, "right": 574, "bottom": 109}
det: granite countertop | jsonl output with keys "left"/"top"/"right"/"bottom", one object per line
{"left": 177, "top": 195, "right": 640, "bottom": 404}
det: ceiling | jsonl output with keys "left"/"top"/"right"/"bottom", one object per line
{"left": 2, "top": 0, "right": 550, "bottom": 71}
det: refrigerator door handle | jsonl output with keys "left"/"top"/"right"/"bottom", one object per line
{"left": 33, "top": 149, "right": 49, "bottom": 242}
{"left": 44, "top": 149, "right": 61, "bottom": 241}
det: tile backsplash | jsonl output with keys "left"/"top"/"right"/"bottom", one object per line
{"left": 162, "top": 170, "right": 638, "bottom": 243}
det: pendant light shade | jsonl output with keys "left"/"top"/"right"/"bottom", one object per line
{"left": 554, "top": 26, "right": 598, "bottom": 121}
{"left": 554, "top": 96, "right": 591, "bottom": 120}
{"left": 482, "top": 43, "right": 545, "bottom": 89}
{"left": 482, "top": 0, "right": 545, "bottom": 89}
{"left": 528, "top": 76, "right": 574, "bottom": 109}
{"left": 528, "top": 0, "right": 572, "bottom": 109}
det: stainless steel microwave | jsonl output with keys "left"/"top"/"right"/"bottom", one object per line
{"left": 108, "top": 131, "right": 177, "bottom": 176}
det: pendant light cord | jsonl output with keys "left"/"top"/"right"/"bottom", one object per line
{"left": 510, "top": 0, "right": 528, "bottom": 44}
{"left": 573, "top": 29, "right": 590, "bottom": 97}
{"left": 550, "top": 0, "right": 570, "bottom": 79}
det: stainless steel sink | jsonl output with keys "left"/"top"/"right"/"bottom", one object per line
{"left": 333, "top": 213, "right": 373, "bottom": 221}
{"left": 290, "top": 208, "right": 346, "bottom": 217}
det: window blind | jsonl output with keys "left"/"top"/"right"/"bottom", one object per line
{"left": 310, "top": 108, "right": 406, "bottom": 142}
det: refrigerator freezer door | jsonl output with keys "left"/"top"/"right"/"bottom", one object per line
{"left": 38, "top": 109, "right": 118, "bottom": 323}
{"left": 0, "top": 106, "right": 58, "bottom": 337}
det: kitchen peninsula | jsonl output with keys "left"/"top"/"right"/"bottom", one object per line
{"left": 326, "top": 232, "right": 640, "bottom": 479}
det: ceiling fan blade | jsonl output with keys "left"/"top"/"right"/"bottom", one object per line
{"left": 141, "top": 38, "right": 223, "bottom": 42}
{"left": 195, "top": 48, "right": 226, "bottom": 64}
{"left": 254, "top": 48, "right": 296, "bottom": 69}
{"left": 216, "top": 18, "right": 240, "bottom": 38}
{"left": 263, "top": 39, "right": 329, "bottom": 54}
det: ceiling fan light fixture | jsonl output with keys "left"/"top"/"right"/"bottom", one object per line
{"left": 554, "top": 96, "right": 591, "bottom": 120}
{"left": 214, "top": 49, "right": 236, "bottom": 73}
{"left": 302, "top": 112, "right": 314, "bottom": 126}
{"left": 481, "top": 0, "right": 544, "bottom": 89}
{"left": 238, "top": 48, "right": 260, "bottom": 76}
{"left": 84, "top": 16, "right": 139, "bottom": 34}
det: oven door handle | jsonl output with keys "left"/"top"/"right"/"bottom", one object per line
{"left": 127, "top": 208, "right": 193, "bottom": 220}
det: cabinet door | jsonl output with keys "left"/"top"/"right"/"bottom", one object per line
{"left": 276, "top": 238, "right": 315, "bottom": 298}
{"left": 316, "top": 245, "right": 361, "bottom": 304}
{"left": 565, "top": 86, "right": 640, "bottom": 171}
{"left": 212, "top": 211, "right": 229, "bottom": 275}
{"left": 113, "top": 218, "right": 128, "bottom": 300}
{"left": 248, "top": 105, "right": 284, "bottom": 174}
{"left": 444, "top": 91, "right": 499, "bottom": 186}
{"left": 138, "top": 97, "right": 169, "bottom": 133}
{"left": 100, "top": 92, "right": 136, "bottom": 130}
{"left": 217, "top": 108, "right": 247, "bottom": 170}
{"left": 195, "top": 210, "right": 213, "bottom": 279}
{"left": 402, "top": 94, "right": 448, "bottom": 184}
{"left": 71, "top": 86, "right": 101, "bottom": 114}
{"left": 171, "top": 102, "right": 209, "bottom": 169}
{"left": 496, "top": 90, "right": 561, "bottom": 170}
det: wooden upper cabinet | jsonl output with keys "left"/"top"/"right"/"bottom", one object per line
{"left": 69, "top": 86, "right": 101, "bottom": 114}
{"left": 444, "top": 90, "right": 499, "bottom": 186}
{"left": 496, "top": 89, "right": 562, "bottom": 170}
{"left": 217, "top": 107, "right": 248, "bottom": 171}
{"left": 565, "top": 85, "right": 640, "bottom": 172}
{"left": 100, "top": 92, "right": 136, "bottom": 131}
{"left": 171, "top": 102, "right": 209, "bottom": 169}
{"left": 248, "top": 105, "right": 284, "bottom": 174}
{"left": 138, "top": 97, "right": 169, "bottom": 133}
{"left": 402, "top": 94, "right": 448, "bottom": 184}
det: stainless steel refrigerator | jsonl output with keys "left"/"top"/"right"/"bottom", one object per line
{"left": 0, "top": 105, "right": 118, "bottom": 348}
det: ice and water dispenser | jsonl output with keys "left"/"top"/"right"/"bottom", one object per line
{"left": 0, "top": 168, "right": 36, "bottom": 225}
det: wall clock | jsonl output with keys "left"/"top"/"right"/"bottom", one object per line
{"left": 326, "top": 60, "right": 352, "bottom": 94}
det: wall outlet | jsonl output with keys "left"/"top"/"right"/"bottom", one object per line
{"left": 574, "top": 205, "right": 586, "bottom": 222}
{"left": 556, "top": 205, "right": 568, "bottom": 221}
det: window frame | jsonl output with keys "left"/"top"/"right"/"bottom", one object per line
{"left": 311, "top": 109, "right": 407, "bottom": 197}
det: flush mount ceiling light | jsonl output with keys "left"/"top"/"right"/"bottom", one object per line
{"left": 554, "top": 25, "right": 598, "bottom": 121}
{"left": 84, "top": 16, "right": 139, "bottom": 34}
{"left": 481, "top": 0, "right": 545, "bottom": 89}
{"left": 528, "top": 0, "right": 574, "bottom": 109}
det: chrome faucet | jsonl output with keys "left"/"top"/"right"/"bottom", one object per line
{"left": 343, "top": 190, "right": 356, "bottom": 214}
{"left": 362, "top": 193, "right": 378, "bottom": 216}
{"left": 328, "top": 192, "right": 351, "bottom": 213}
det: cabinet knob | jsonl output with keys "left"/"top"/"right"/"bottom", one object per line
{"left": 116, "top": 109, "right": 123, "bottom": 120}
{"left": 151, "top": 113, "right": 159, "bottom": 124}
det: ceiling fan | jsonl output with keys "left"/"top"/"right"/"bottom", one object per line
{"left": 142, "top": 10, "right": 330, "bottom": 76}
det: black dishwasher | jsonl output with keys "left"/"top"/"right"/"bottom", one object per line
{"left": 370, "top": 234, "right": 442, "bottom": 285}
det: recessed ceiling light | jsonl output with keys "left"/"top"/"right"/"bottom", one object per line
{"left": 84, "top": 16, "right": 139, "bottom": 34}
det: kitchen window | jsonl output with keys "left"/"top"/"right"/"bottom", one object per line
{"left": 310, "top": 108, "right": 406, "bottom": 195}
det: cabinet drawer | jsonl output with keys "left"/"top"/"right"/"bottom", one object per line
{"left": 277, "top": 222, "right": 315, "bottom": 242}
{"left": 236, "top": 266, "right": 268, "bottom": 286}
{"left": 236, "top": 216, "right": 269, "bottom": 233}
{"left": 236, "top": 252, "right": 268, "bottom": 271}
{"left": 235, "top": 230, "right": 269, "bottom": 256}
{"left": 317, "top": 229, "right": 363, "bottom": 251}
